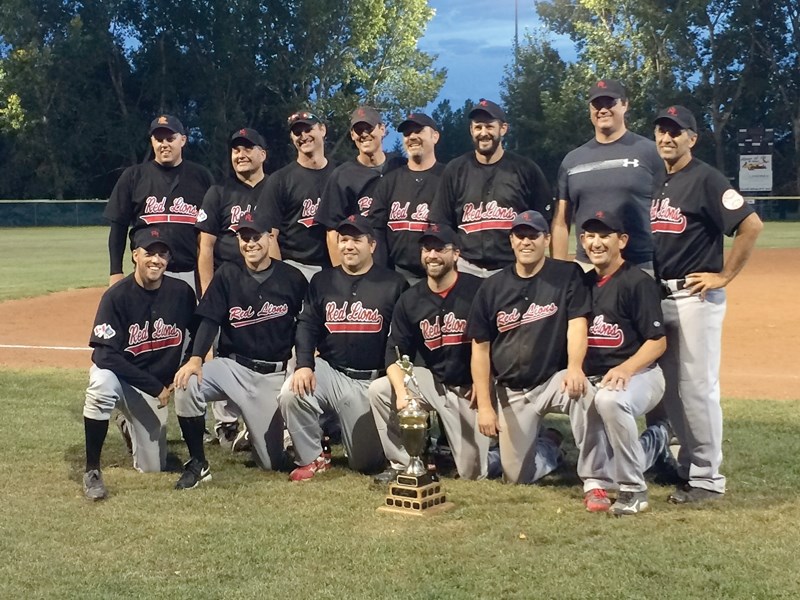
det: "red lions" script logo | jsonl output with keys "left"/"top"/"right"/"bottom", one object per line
{"left": 650, "top": 198, "right": 687, "bottom": 234}
{"left": 496, "top": 302, "right": 558, "bottom": 332}
{"left": 459, "top": 201, "right": 517, "bottom": 234}
{"left": 419, "top": 312, "right": 467, "bottom": 350}
{"left": 587, "top": 315, "right": 624, "bottom": 348}
{"left": 387, "top": 201, "right": 430, "bottom": 232}
{"left": 228, "top": 302, "right": 290, "bottom": 327}
{"left": 298, "top": 198, "right": 321, "bottom": 228}
{"left": 125, "top": 319, "right": 183, "bottom": 356}
{"left": 324, "top": 301, "right": 383, "bottom": 334}
{"left": 141, "top": 196, "right": 199, "bottom": 225}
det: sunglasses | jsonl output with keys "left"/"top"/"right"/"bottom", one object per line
{"left": 237, "top": 231, "right": 265, "bottom": 243}
{"left": 512, "top": 230, "right": 543, "bottom": 241}
{"left": 655, "top": 125, "right": 687, "bottom": 138}
{"left": 590, "top": 97, "right": 619, "bottom": 111}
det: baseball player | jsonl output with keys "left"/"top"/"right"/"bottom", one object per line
{"left": 172, "top": 211, "right": 308, "bottom": 488}
{"left": 580, "top": 211, "right": 671, "bottom": 515}
{"left": 105, "top": 114, "right": 213, "bottom": 290}
{"left": 367, "top": 113, "right": 445, "bottom": 285}
{"left": 258, "top": 110, "right": 334, "bottom": 281}
{"left": 429, "top": 99, "right": 552, "bottom": 278}
{"left": 368, "top": 224, "right": 488, "bottom": 481}
{"left": 195, "top": 127, "right": 269, "bottom": 448}
{"left": 468, "top": 210, "right": 611, "bottom": 510}
{"left": 552, "top": 79, "right": 662, "bottom": 272}
{"left": 82, "top": 226, "right": 196, "bottom": 500}
{"left": 279, "top": 215, "right": 408, "bottom": 480}
{"left": 651, "top": 105, "right": 763, "bottom": 504}
{"left": 314, "top": 106, "right": 406, "bottom": 266}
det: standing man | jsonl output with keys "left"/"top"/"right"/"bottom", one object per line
{"left": 368, "top": 224, "right": 488, "bottom": 481}
{"left": 172, "top": 211, "right": 308, "bottom": 488}
{"left": 651, "top": 105, "right": 762, "bottom": 504}
{"left": 580, "top": 211, "right": 671, "bottom": 515}
{"left": 258, "top": 110, "right": 334, "bottom": 281}
{"left": 552, "top": 80, "right": 662, "bottom": 271}
{"left": 81, "top": 227, "right": 196, "bottom": 500}
{"left": 468, "top": 211, "right": 610, "bottom": 511}
{"left": 279, "top": 215, "right": 408, "bottom": 481}
{"left": 105, "top": 114, "right": 213, "bottom": 289}
{"left": 314, "top": 106, "right": 406, "bottom": 266}
{"left": 430, "top": 99, "right": 552, "bottom": 278}
{"left": 367, "top": 113, "right": 445, "bottom": 285}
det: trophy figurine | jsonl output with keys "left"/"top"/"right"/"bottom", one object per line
{"left": 377, "top": 351, "right": 454, "bottom": 516}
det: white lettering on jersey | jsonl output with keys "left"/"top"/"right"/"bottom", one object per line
{"left": 324, "top": 301, "right": 383, "bottom": 334}
{"left": 587, "top": 315, "right": 624, "bottom": 348}
{"left": 125, "top": 319, "right": 183, "bottom": 356}
{"left": 496, "top": 302, "right": 558, "bottom": 332}
{"left": 419, "top": 312, "right": 468, "bottom": 350}
{"left": 650, "top": 198, "right": 687, "bottom": 234}
{"left": 459, "top": 201, "right": 517, "bottom": 234}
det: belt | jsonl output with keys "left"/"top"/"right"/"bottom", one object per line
{"left": 660, "top": 278, "right": 686, "bottom": 297}
{"left": 230, "top": 354, "right": 287, "bottom": 374}
{"left": 330, "top": 363, "right": 386, "bottom": 380}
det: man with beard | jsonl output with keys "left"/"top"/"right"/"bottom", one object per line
{"left": 259, "top": 110, "right": 334, "bottom": 281}
{"left": 430, "top": 99, "right": 552, "bottom": 278}
{"left": 367, "top": 113, "right": 445, "bottom": 285}
{"left": 314, "top": 106, "right": 405, "bottom": 266}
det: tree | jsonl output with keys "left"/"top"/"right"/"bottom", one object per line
{"left": 430, "top": 98, "right": 473, "bottom": 163}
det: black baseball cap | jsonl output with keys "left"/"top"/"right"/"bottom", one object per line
{"left": 336, "top": 214, "right": 375, "bottom": 238}
{"left": 350, "top": 106, "right": 383, "bottom": 128}
{"left": 419, "top": 223, "right": 458, "bottom": 247}
{"left": 654, "top": 105, "right": 697, "bottom": 132}
{"left": 581, "top": 210, "right": 624, "bottom": 234}
{"left": 232, "top": 209, "right": 273, "bottom": 233}
{"left": 588, "top": 79, "right": 626, "bottom": 101}
{"left": 397, "top": 112, "right": 438, "bottom": 133}
{"left": 149, "top": 115, "right": 185, "bottom": 135}
{"left": 230, "top": 127, "right": 266, "bottom": 148}
{"left": 287, "top": 110, "right": 322, "bottom": 128}
{"left": 468, "top": 99, "right": 507, "bottom": 122}
{"left": 133, "top": 226, "right": 172, "bottom": 252}
{"left": 510, "top": 210, "right": 550, "bottom": 234}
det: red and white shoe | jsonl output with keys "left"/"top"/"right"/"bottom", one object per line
{"left": 289, "top": 453, "right": 332, "bottom": 482}
{"left": 583, "top": 488, "right": 612, "bottom": 512}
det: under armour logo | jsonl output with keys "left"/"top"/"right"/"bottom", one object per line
{"left": 668, "top": 106, "right": 678, "bottom": 115}
{"left": 597, "top": 81, "right": 607, "bottom": 88}
{"left": 622, "top": 159, "right": 640, "bottom": 167}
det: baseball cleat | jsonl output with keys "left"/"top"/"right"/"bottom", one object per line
{"left": 289, "top": 454, "right": 332, "bottom": 481}
{"left": 611, "top": 490, "right": 650, "bottom": 516}
{"left": 668, "top": 485, "right": 723, "bottom": 504}
{"left": 175, "top": 458, "right": 211, "bottom": 490}
{"left": 83, "top": 469, "right": 108, "bottom": 501}
{"left": 373, "top": 467, "right": 403, "bottom": 485}
{"left": 583, "top": 488, "right": 612, "bottom": 512}
{"left": 115, "top": 413, "right": 133, "bottom": 455}
{"left": 215, "top": 422, "right": 239, "bottom": 451}
{"left": 231, "top": 425, "right": 251, "bottom": 453}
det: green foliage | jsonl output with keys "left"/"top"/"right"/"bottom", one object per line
{"left": 431, "top": 98, "right": 474, "bottom": 163}
{"left": 1, "top": 367, "right": 800, "bottom": 598}
{"left": 0, "top": 0, "right": 444, "bottom": 197}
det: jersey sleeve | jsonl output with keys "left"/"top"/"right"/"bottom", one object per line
{"left": 194, "top": 265, "right": 231, "bottom": 325}
{"left": 704, "top": 170, "right": 755, "bottom": 237}
{"left": 104, "top": 166, "right": 136, "bottom": 225}
{"left": 89, "top": 288, "right": 126, "bottom": 351}
{"left": 566, "top": 264, "right": 592, "bottom": 319}
{"left": 524, "top": 160, "right": 554, "bottom": 221}
{"left": 384, "top": 294, "right": 417, "bottom": 368}
{"left": 256, "top": 172, "right": 284, "bottom": 231}
{"left": 629, "top": 275, "right": 665, "bottom": 341}
{"left": 429, "top": 164, "right": 457, "bottom": 228}
{"left": 195, "top": 186, "right": 223, "bottom": 234}
{"left": 556, "top": 159, "right": 570, "bottom": 202}
{"left": 366, "top": 175, "right": 390, "bottom": 230}
{"left": 466, "top": 281, "right": 497, "bottom": 343}
{"left": 92, "top": 345, "right": 165, "bottom": 397}
{"left": 316, "top": 168, "right": 349, "bottom": 229}
{"left": 294, "top": 276, "right": 326, "bottom": 369}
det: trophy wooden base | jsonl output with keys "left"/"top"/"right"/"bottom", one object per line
{"left": 377, "top": 474, "right": 454, "bottom": 516}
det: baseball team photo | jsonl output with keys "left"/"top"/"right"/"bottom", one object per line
{"left": 1, "top": 1, "right": 800, "bottom": 598}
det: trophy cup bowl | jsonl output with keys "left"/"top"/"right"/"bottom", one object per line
{"left": 398, "top": 399, "right": 429, "bottom": 477}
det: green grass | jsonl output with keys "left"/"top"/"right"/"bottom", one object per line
{"left": 1, "top": 368, "right": 799, "bottom": 599}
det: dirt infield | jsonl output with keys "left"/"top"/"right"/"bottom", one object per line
{"left": 0, "top": 249, "right": 797, "bottom": 400}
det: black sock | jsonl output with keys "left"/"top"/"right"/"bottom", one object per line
{"left": 178, "top": 415, "right": 207, "bottom": 464}
{"left": 85, "top": 417, "right": 109, "bottom": 471}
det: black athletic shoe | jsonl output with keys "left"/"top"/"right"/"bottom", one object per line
{"left": 83, "top": 469, "right": 108, "bottom": 501}
{"left": 668, "top": 485, "right": 723, "bottom": 504}
{"left": 175, "top": 458, "right": 211, "bottom": 490}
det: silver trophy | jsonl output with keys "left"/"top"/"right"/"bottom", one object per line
{"left": 396, "top": 353, "right": 429, "bottom": 478}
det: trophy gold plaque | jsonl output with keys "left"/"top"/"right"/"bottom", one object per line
{"left": 377, "top": 353, "right": 454, "bottom": 516}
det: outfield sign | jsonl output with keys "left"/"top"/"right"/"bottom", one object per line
{"left": 739, "top": 154, "right": 773, "bottom": 192}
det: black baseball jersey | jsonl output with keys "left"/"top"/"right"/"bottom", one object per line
{"left": 467, "top": 259, "right": 591, "bottom": 389}
{"left": 196, "top": 260, "right": 307, "bottom": 362}
{"left": 651, "top": 158, "right": 755, "bottom": 280}
{"left": 195, "top": 175, "right": 265, "bottom": 269}
{"left": 583, "top": 262, "right": 665, "bottom": 377}
{"left": 430, "top": 151, "right": 553, "bottom": 270}
{"left": 295, "top": 266, "right": 408, "bottom": 371}
{"left": 89, "top": 275, "right": 196, "bottom": 396}
{"left": 385, "top": 272, "right": 483, "bottom": 386}
{"left": 104, "top": 160, "right": 214, "bottom": 272}
{"left": 557, "top": 131, "right": 662, "bottom": 264}
{"left": 315, "top": 153, "right": 407, "bottom": 229}
{"left": 368, "top": 162, "right": 445, "bottom": 275}
{"left": 258, "top": 161, "right": 334, "bottom": 266}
